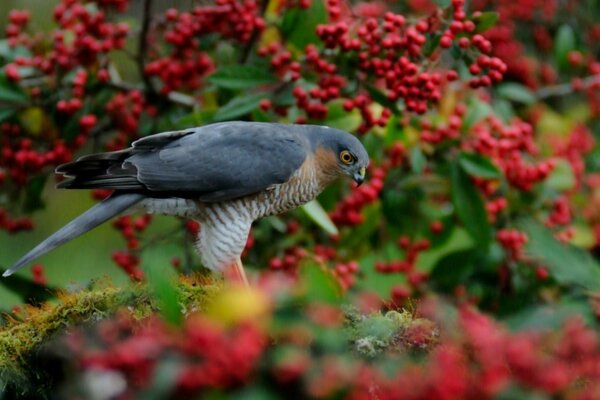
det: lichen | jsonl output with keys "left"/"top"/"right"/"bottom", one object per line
{"left": 345, "top": 307, "right": 438, "bottom": 357}
{"left": 0, "top": 274, "right": 220, "bottom": 385}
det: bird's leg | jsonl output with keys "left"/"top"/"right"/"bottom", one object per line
{"left": 223, "top": 257, "right": 249, "bottom": 287}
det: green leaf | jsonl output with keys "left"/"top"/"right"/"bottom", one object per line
{"left": 519, "top": 219, "right": 600, "bottom": 291}
{"left": 497, "top": 83, "right": 536, "bottom": 105}
{"left": 299, "top": 263, "right": 341, "bottom": 304}
{"left": 0, "top": 270, "right": 57, "bottom": 304}
{"left": 207, "top": 65, "right": 277, "bottom": 90}
{"left": 0, "top": 108, "right": 15, "bottom": 123}
{"left": 458, "top": 152, "right": 502, "bottom": 179}
{"left": 142, "top": 245, "right": 183, "bottom": 325}
{"left": 546, "top": 158, "right": 575, "bottom": 191}
{"left": 473, "top": 12, "right": 499, "bottom": 33}
{"left": 429, "top": 249, "right": 476, "bottom": 291}
{"left": 0, "top": 73, "right": 28, "bottom": 104}
{"left": 410, "top": 147, "right": 426, "bottom": 174}
{"left": 301, "top": 200, "right": 339, "bottom": 236}
{"left": 433, "top": 0, "right": 451, "bottom": 7}
{"left": 462, "top": 98, "right": 491, "bottom": 130}
{"left": 213, "top": 92, "right": 265, "bottom": 121}
{"left": 23, "top": 175, "right": 47, "bottom": 212}
{"left": 451, "top": 162, "right": 492, "bottom": 247}
{"left": 365, "top": 85, "right": 401, "bottom": 115}
{"left": 325, "top": 100, "right": 361, "bottom": 132}
{"left": 0, "top": 39, "right": 31, "bottom": 61}
{"left": 505, "top": 302, "right": 595, "bottom": 331}
{"left": 139, "top": 359, "right": 181, "bottom": 400}
{"left": 422, "top": 34, "right": 441, "bottom": 58}
{"left": 281, "top": 0, "right": 327, "bottom": 51}
{"left": 554, "top": 24, "right": 576, "bottom": 68}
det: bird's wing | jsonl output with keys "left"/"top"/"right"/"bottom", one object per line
{"left": 58, "top": 122, "right": 309, "bottom": 202}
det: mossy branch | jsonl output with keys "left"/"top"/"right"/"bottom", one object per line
{"left": 0, "top": 275, "right": 220, "bottom": 386}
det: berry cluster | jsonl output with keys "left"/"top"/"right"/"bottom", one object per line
{"left": 496, "top": 228, "right": 528, "bottom": 260}
{"left": 0, "top": 208, "right": 33, "bottom": 233}
{"left": 419, "top": 104, "right": 466, "bottom": 144}
{"left": 330, "top": 166, "right": 385, "bottom": 226}
{"left": 376, "top": 236, "right": 431, "bottom": 303}
{"left": 146, "top": 0, "right": 264, "bottom": 93}
{"left": 469, "top": 117, "right": 555, "bottom": 191}
{"left": 104, "top": 90, "right": 148, "bottom": 150}
{"left": 110, "top": 215, "right": 151, "bottom": 280}
{"left": 31, "top": 263, "right": 47, "bottom": 286}
{"left": 73, "top": 314, "right": 266, "bottom": 394}
{"left": 1, "top": 124, "right": 72, "bottom": 186}
{"left": 332, "top": 261, "right": 359, "bottom": 290}
{"left": 268, "top": 246, "right": 308, "bottom": 275}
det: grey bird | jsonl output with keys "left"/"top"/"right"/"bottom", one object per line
{"left": 4, "top": 122, "right": 369, "bottom": 284}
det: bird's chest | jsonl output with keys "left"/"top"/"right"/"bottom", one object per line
{"left": 257, "top": 172, "right": 323, "bottom": 217}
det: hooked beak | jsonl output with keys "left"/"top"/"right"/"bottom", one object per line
{"left": 353, "top": 166, "right": 366, "bottom": 186}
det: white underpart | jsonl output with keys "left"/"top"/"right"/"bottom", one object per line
{"left": 139, "top": 161, "right": 324, "bottom": 272}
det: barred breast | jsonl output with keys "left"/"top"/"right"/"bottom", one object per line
{"left": 139, "top": 156, "right": 329, "bottom": 272}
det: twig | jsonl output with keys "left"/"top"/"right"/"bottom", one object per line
{"left": 138, "top": 0, "right": 157, "bottom": 98}
{"left": 239, "top": 0, "right": 269, "bottom": 64}
{"left": 535, "top": 74, "right": 600, "bottom": 100}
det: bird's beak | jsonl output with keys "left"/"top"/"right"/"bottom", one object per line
{"left": 353, "top": 167, "right": 366, "bottom": 186}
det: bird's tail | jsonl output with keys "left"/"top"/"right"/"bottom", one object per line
{"left": 3, "top": 193, "right": 145, "bottom": 277}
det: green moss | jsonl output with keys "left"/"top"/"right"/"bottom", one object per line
{"left": 345, "top": 308, "right": 438, "bottom": 357}
{"left": 0, "top": 275, "right": 220, "bottom": 386}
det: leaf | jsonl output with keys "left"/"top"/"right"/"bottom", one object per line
{"left": 299, "top": 263, "right": 342, "bottom": 304}
{"left": 505, "top": 302, "right": 595, "bottom": 331}
{"left": 301, "top": 200, "right": 339, "bottom": 236}
{"left": 554, "top": 24, "right": 576, "bottom": 68}
{"left": 365, "top": 85, "right": 401, "bottom": 115}
{"left": 207, "top": 65, "right": 277, "bottom": 90}
{"left": 0, "top": 270, "right": 57, "bottom": 304}
{"left": 0, "top": 108, "right": 15, "bottom": 123}
{"left": 0, "top": 39, "right": 31, "bottom": 61}
{"left": 18, "top": 107, "right": 44, "bottom": 136}
{"left": 433, "top": 0, "right": 451, "bottom": 7}
{"left": 474, "top": 12, "right": 499, "bottom": 33}
{"left": 450, "top": 162, "right": 492, "bottom": 247}
{"left": 422, "top": 34, "right": 441, "bottom": 57}
{"left": 281, "top": 0, "right": 327, "bottom": 51}
{"left": 142, "top": 245, "right": 182, "bottom": 325}
{"left": 546, "top": 158, "right": 575, "bottom": 191}
{"left": 497, "top": 83, "right": 536, "bottom": 105}
{"left": 430, "top": 249, "right": 477, "bottom": 291}
{"left": 325, "top": 100, "right": 361, "bottom": 132}
{"left": 458, "top": 152, "right": 502, "bottom": 179}
{"left": 410, "top": 146, "right": 426, "bottom": 174}
{"left": 519, "top": 219, "right": 600, "bottom": 291}
{"left": 23, "top": 175, "right": 47, "bottom": 212}
{"left": 139, "top": 359, "right": 181, "bottom": 400}
{"left": 213, "top": 92, "right": 265, "bottom": 121}
{"left": 462, "top": 98, "right": 491, "bottom": 130}
{"left": 0, "top": 73, "right": 28, "bottom": 104}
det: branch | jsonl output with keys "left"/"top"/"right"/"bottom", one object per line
{"left": 138, "top": 0, "right": 157, "bottom": 98}
{"left": 535, "top": 74, "right": 600, "bottom": 100}
{"left": 239, "top": 0, "right": 269, "bottom": 64}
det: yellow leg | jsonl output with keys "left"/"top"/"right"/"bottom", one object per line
{"left": 224, "top": 258, "right": 249, "bottom": 287}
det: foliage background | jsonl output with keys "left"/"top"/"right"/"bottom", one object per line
{"left": 2, "top": 0, "right": 600, "bottom": 398}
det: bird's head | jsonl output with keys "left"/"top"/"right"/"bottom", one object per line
{"left": 308, "top": 125, "right": 370, "bottom": 186}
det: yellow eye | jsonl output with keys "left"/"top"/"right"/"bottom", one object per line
{"left": 340, "top": 150, "right": 354, "bottom": 164}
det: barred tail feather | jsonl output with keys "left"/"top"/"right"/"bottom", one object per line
{"left": 3, "top": 193, "right": 144, "bottom": 277}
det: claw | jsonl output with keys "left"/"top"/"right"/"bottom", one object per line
{"left": 223, "top": 258, "right": 249, "bottom": 287}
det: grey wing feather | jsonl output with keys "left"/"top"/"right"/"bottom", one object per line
{"left": 58, "top": 122, "right": 308, "bottom": 202}
{"left": 3, "top": 193, "right": 144, "bottom": 277}
{"left": 131, "top": 124, "right": 307, "bottom": 200}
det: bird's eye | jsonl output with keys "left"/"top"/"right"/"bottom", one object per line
{"left": 339, "top": 150, "right": 354, "bottom": 165}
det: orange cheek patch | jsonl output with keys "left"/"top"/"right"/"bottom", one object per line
{"left": 314, "top": 147, "right": 344, "bottom": 183}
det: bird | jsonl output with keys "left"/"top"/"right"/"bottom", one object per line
{"left": 3, "top": 122, "right": 369, "bottom": 285}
